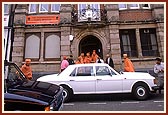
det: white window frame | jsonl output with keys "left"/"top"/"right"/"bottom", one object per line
{"left": 51, "top": 4, "right": 60, "bottom": 12}
{"left": 129, "top": 4, "right": 139, "bottom": 9}
{"left": 29, "top": 4, "right": 37, "bottom": 13}
{"left": 118, "top": 4, "right": 127, "bottom": 10}
{"left": 142, "top": 4, "right": 151, "bottom": 9}
{"left": 39, "top": 4, "right": 49, "bottom": 13}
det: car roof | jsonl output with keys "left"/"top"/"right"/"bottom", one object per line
{"left": 69, "top": 63, "right": 109, "bottom": 67}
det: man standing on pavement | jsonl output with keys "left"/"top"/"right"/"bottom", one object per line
{"left": 20, "top": 59, "right": 32, "bottom": 80}
{"left": 123, "top": 53, "right": 135, "bottom": 72}
{"left": 105, "top": 54, "right": 114, "bottom": 68}
{"left": 60, "top": 56, "right": 69, "bottom": 72}
{"left": 154, "top": 57, "right": 164, "bottom": 94}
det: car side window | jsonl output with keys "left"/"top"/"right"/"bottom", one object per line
{"left": 70, "top": 68, "right": 77, "bottom": 76}
{"left": 96, "top": 66, "right": 111, "bottom": 76}
{"left": 76, "top": 66, "right": 94, "bottom": 76}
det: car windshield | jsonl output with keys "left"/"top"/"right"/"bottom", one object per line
{"left": 4, "top": 62, "right": 26, "bottom": 91}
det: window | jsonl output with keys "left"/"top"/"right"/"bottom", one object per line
{"left": 76, "top": 66, "right": 93, "bottom": 76}
{"left": 29, "top": 4, "right": 37, "bottom": 13}
{"left": 130, "top": 4, "right": 139, "bottom": 9}
{"left": 45, "top": 34, "right": 60, "bottom": 60}
{"left": 39, "top": 4, "right": 49, "bottom": 12}
{"left": 140, "top": 28, "right": 159, "bottom": 56}
{"left": 120, "top": 29, "right": 137, "bottom": 57}
{"left": 51, "top": 4, "right": 60, "bottom": 12}
{"left": 119, "top": 4, "right": 127, "bottom": 10}
{"left": 4, "top": 4, "right": 9, "bottom": 14}
{"left": 25, "top": 34, "right": 40, "bottom": 59}
{"left": 78, "top": 4, "right": 100, "bottom": 22}
{"left": 96, "top": 66, "right": 111, "bottom": 76}
{"left": 142, "top": 4, "right": 150, "bottom": 9}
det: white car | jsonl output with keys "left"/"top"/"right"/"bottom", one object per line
{"left": 37, "top": 63, "right": 159, "bottom": 102}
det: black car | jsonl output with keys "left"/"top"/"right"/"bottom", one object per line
{"left": 4, "top": 61, "right": 64, "bottom": 111}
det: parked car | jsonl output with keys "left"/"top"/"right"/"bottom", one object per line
{"left": 37, "top": 63, "right": 160, "bottom": 102}
{"left": 4, "top": 61, "right": 64, "bottom": 111}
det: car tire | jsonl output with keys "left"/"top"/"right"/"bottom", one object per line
{"left": 132, "top": 83, "right": 149, "bottom": 100}
{"left": 62, "top": 86, "right": 73, "bottom": 103}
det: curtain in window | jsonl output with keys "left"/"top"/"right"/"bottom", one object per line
{"left": 45, "top": 35, "right": 60, "bottom": 58}
{"left": 122, "top": 35, "right": 131, "bottom": 53}
{"left": 25, "top": 35, "right": 40, "bottom": 58}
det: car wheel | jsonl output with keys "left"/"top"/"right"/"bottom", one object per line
{"left": 132, "top": 84, "right": 149, "bottom": 100}
{"left": 62, "top": 86, "right": 72, "bottom": 103}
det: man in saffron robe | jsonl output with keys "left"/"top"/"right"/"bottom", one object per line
{"left": 91, "top": 50, "right": 99, "bottom": 63}
{"left": 20, "top": 59, "right": 32, "bottom": 80}
{"left": 123, "top": 54, "right": 135, "bottom": 72}
{"left": 84, "top": 52, "right": 92, "bottom": 63}
{"left": 78, "top": 53, "right": 85, "bottom": 64}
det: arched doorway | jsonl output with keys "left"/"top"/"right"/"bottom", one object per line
{"left": 79, "top": 35, "right": 103, "bottom": 58}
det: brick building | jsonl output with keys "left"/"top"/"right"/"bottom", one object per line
{"left": 4, "top": 3, "right": 165, "bottom": 75}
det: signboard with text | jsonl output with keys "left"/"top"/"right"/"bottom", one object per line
{"left": 25, "top": 15, "right": 60, "bottom": 25}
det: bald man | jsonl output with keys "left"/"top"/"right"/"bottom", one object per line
{"left": 20, "top": 59, "right": 33, "bottom": 80}
{"left": 123, "top": 54, "right": 135, "bottom": 72}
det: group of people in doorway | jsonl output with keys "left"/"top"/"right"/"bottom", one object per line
{"left": 19, "top": 51, "right": 164, "bottom": 94}
{"left": 60, "top": 50, "right": 115, "bottom": 71}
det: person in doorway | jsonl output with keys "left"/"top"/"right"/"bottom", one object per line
{"left": 20, "top": 59, "right": 33, "bottom": 80}
{"left": 67, "top": 55, "right": 75, "bottom": 65}
{"left": 123, "top": 53, "right": 135, "bottom": 72}
{"left": 84, "top": 52, "right": 92, "bottom": 63}
{"left": 78, "top": 53, "right": 85, "bottom": 64}
{"left": 75, "top": 57, "right": 83, "bottom": 64}
{"left": 154, "top": 57, "right": 164, "bottom": 94}
{"left": 91, "top": 50, "right": 99, "bottom": 63}
{"left": 60, "top": 56, "right": 69, "bottom": 72}
{"left": 105, "top": 54, "right": 114, "bottom": 68}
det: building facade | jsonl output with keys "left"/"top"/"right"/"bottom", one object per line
{"left": 6, "top": 3, "right": 164, "bottom": 74}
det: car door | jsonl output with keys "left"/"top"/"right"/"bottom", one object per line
{"left": 95, "top": 65, "right": 123, "bottom": 93}
{"left": 68, "top": 66, "right": 96, "bottom": 94}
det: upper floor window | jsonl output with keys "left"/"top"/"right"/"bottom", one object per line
{"left": 29, "top": 4, "right": 60, "bottom": 13}
{"left": 29, "top": 4, "right": 37, "bottom": 13}
{"left": 78, "top": 4, "right": 100, "bottom": 22}
{"left": 51, "top": 4, "right": 60, "bottom": 12}
{"left": 39, "top": 4, "right": 49, "bottom": 12}
{"left": 4, "top": 4, "right": 9, "bottom": 14}
{"left": 129, "top": 4, "right": 139, "bottom": 9}
{"left": 142, "top": 4, "right": 150, "bottom": 9}
{"left": 119, "top": 4, "right": 127, "bottom": 10}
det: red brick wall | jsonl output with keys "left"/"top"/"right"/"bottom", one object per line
{"left": 119, "top": 10, "right": 153, "bottom": 21}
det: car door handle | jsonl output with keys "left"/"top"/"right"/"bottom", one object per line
{"left": 96, "top": 79, "right": 102, "bottom": 80}
{"left": 70, "top": 80, "right": 75, "bottom": 81}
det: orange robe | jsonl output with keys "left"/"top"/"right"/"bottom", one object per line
{"left": 91, "top": 54, "right": 98, "bottom": 63}
{"left": 20, "top": 64, "right": 32, "bottom": 80}
{"left": 124, "top": 58, "right": 135, "bottom": 72}
{"left": 84, "top": 56, "right": 92, "bottom": 63}
{"left": 78, "top": 56, "right": 85, "bottom": 64}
